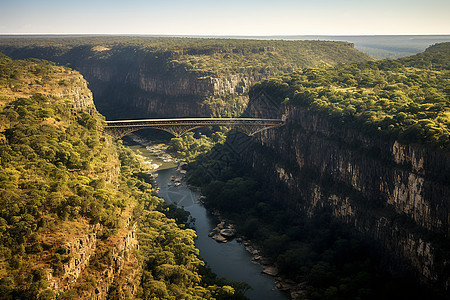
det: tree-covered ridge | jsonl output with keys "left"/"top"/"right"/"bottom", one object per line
{"left": 399, "top": 42, "right": 450, "bottom": 70}
{"left": 169, "top": 39, "right": 370, "bottom": 76}
{"left": 0, "top": 52, "right": 89, "bottom": 105}
{"left": 0, "top": 55, "right": 241, "bottom": 299}
{"left": 0, "top": 55, "right": 122, "bottom": 297}
{"left": 250, "top": 42, "right": 450, "bottom": 151}
{"left": 0, "top": 36, "right": 371, "bottom": 77}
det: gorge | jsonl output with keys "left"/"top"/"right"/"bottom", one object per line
{"left": 0, "top": 37, "right": 448, "bottom": 299}
{"left": 243, "top": 97, "right": 449, "bottom": 289}
{"left": 0, "top": 37, "right": 370, "bottom": 119}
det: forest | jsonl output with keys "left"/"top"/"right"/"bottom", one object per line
{"left": 0, "top": 54, "right": 248, "bottom": 299}
{"left": 250, "top": 42, "right": 450, "bottom": 151}
{"left": 0, "top": 36, "right": 370, "bottom": 77}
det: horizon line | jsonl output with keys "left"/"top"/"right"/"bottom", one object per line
{"left": 1, "top": 33, "right": 450, "bottom": 37}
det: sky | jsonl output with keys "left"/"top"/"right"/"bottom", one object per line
{"left": 0, "top": 0, "right": 449, "bottom": 36}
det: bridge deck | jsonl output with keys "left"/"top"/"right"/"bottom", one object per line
{"left": 106, "top": 118, "right": 284, "bottom": 127}
{"left": 104, "top": 117, "right": 285, "bottom": 138}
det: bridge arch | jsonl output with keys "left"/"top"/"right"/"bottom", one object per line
{"left": 104, "top": 117, "right": 285, "bottom": 139}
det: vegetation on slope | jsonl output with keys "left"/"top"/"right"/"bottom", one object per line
{"left": 0, "top": 54, "right": 245, "bottom": 299}
{"left": 0, "top": 53, "right": 123, "bottom": 297}
{"left": 0, "top": 36, "right": 371, "bottom": 77}
{"left": 167, "top": 131, "right": 227, "bottom": 162}
{"left": 250, "top": 42, "right": 450, "bottom": 151}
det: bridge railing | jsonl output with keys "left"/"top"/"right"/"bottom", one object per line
{"left": 104, "top": 117, "right": 286, "bottom": 138}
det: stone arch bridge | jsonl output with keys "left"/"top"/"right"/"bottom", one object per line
{"left": 104, "top": 117, "right": 285, "bottom": 139}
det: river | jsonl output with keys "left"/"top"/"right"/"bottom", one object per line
{"left": 123, "top": 134, "right": 289, "bottom": 300}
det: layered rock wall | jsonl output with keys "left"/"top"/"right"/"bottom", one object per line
{"left": 84, "top": 222, "right": 139, "bottom": 300}
{"left": 0, "top": 48, "right": 262, "bottom": 119}
{"left": 76, "top": 60, "right": 262, "bottom": 118}
{"left": 46, "top": 221, "right": 139, "bottom": 299}
{"left": 58, "top": 74, "right": 95, "bottom": 110}
{"left": 243, "top": 99, "right": 449, "bottom": 289}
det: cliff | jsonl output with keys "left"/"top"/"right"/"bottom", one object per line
{"left": 242, "top": 96, "right": 449, "bottom": 290}
{"left": 0, "top": 37, "right": 371, "bottom": 119}
{"left": 43, "top": 216, "right": 140, "bottom": 299}
{"left": 0, "top": 53, "right": 145, "bottom": 298}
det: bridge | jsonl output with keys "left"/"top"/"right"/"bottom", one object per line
{"left": 104, "top": 117, "right": 285, "bottom": 138}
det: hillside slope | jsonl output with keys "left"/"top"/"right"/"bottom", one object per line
{"left": 0, "top": 54, "right": 237, "bottom": 299}
{"left": 251, "top": 42, "right": 450, "bottom": 151}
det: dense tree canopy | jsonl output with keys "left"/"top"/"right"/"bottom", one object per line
{"left": 0, "top": 37, "right": 370, "bottom": 77}
{"left": 0, "top": 54, "right": 242, "bottom": 299}
{"left": 251, "top": 42, "right": 450, "bottom": 151}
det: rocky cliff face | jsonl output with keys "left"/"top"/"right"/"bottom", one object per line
{"left": 0, "top": 40, "right": 370, "bottom": 120}
{"left": 243, "top": 96, "right": 449, "bottom": 290}
{"left": 57, "top": 74, "right": 95, "bottom": 111}
{"left": 81, "top": 220, "right": 139, "bottom": 300}
{"left": 75, "top": 60, "right": 204, "bottom": 118}
{"left": 47, "top": 225, "right": 100, "bottom": 292}
{"left": 73, "top": 60, "right": 264, "bottom": 119}
{"left": 0, "top": 47, "right": 264, "bottom": 119}
{"left": 46, "top": 219, "right": 139, "bottom": 299}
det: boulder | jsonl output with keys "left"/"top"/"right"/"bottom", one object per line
{"left": 262, "top": 266, "right": 279, "bottom": 276}
{"left": 217, "top": 221, "right": 226, "bottom": 229}
{"left": 178, "top": 161, "right": 188, "bottom": 171}
{"left": 211, "top": 234, "right": 227, "bottom": 243}
{"left": 219, "top": 228, "right": 235, "bottom": 238}
{"left": 252, "top": 255, "right": 262, "bottom": 262}
{"left": 259, "top": 257, "right": 273, "bottom": 265}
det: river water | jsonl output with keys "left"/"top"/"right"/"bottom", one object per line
{"left": 124, "top": 134, "right": 289, "bottom": 300}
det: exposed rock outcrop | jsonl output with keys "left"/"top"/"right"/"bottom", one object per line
{"left": 209, "top": 221, "right": 237, "bottom": 243}
{"left": 82, "top": 222, "right": 139, "bottom": 300}
{"left": 58, "top": 74, "right": 95, "bottom": 111}
{"left": 47, "top": 225, "right": 100, "bottom": 292}
{"left": 45, "top": 218, "right": 139, "bottom": 299}
{"left": 243, "top": 96, "right": 450, "bottom": 290}
{"left": 0, "top": 40, "right": 370, "bottom": 120}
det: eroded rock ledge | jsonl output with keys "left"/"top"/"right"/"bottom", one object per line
{"left": 46, "top": 217, "right": 139, "bottom": 299}
{"left": 243, "top": 99, "right": 450, "bottom": 290}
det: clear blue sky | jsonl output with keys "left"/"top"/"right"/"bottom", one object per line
{"left": 0, "top": 0, "right": 449, "bottom": 35}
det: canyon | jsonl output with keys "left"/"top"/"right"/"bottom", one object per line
{"left": 1, "top": 38, "right": 447, "bottom": 297}
{"left": 0, "top": 37, "right": 370, "bottom": 119}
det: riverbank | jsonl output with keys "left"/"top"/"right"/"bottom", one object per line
{"left": 123, "top": 133, "right": 178, "bottom": 170}
{"left": 123, "top": 135, "right": 289, "bottom": 300}
{"left": 127, "top": 133, "right": 302, "bottom": 299}
{"left": 205, "top": 207, "right": 307, "bottom": 300}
